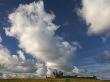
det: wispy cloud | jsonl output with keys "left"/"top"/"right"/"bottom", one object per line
{"left": 96, "top": 50, "right": 110, "bottom": 64}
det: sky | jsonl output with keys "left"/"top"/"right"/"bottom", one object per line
{"left": 0, "top": 0, "right": 110, "bottom": 79}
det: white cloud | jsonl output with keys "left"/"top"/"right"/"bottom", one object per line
{"left": 5, "top": 0, "right": 79, "bottom": 74}
{"left": 72, "top": 66, "right": 80, "bottom": 73}
{"left": 0, "top": 37, "right": 16, "bottom": 66}
{"left": 78, "top": 0, "right": 110, "bottom": 35}
{"left": 46, "top": 68, "right": 56, "bottom": 77}
{"left": 0, "top": 36, "right": 2, "bottom": 43}
{"left": 0, "top": 36, "right": 36, "bottom": 73}
{"left": 17, "top": 50, "right": 26, "bottom": 61}
{"left": 0, "top": 44, "right": 16, "bottom": 66}
{"left": 36, "top": 61, "right": 47, "bottom": 77}
{"left": 0, "top": 46, "right": 36, "bottom": 73}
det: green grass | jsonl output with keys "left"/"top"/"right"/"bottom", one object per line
{"left": 0, "top": 78, "right": 109, "bottom": 82}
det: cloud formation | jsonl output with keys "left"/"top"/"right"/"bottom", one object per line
{"left": 17, "top": 50, "right": 26, "bottom": 61}
{"left": 0, "top": 36, "right": 2, "bottom": 43}
{"left": 5, "top": 0, "right": 79, "bottom": 73}
{"left": 72, "top": 66, "right": 80, "bottom": 73}
{"left": 0, "top": 36, "right": 36, "bottom": 73}
{"left": 78, "top": 0, "right": 110, "bottom": 35}
{"left": 96, "top": 51, "right": 110, "bottom": 64}
{"left": 0, "top": 44, "right": 16, "bottom": 66}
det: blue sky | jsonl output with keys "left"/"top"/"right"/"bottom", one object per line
{"left": 0, "top": 0, "right": 110, "bottom": 78}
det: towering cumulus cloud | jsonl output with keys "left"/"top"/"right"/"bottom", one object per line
{"left": 79, "top": 0, "right": 110, "bottom": 35}
{"left": 5, "top": 0, "right": 79, "bottom": 73}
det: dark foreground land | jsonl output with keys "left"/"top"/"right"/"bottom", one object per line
{"left": 0, "top": 78, "right": 109, "bottom": 82}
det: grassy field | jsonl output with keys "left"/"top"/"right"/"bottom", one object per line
{"left": 0, "top": 78, "right": 109, "bottom": 82}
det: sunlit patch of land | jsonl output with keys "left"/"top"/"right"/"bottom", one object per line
{"left": 0, "top": 78, "right": 109, "bottom": 82}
